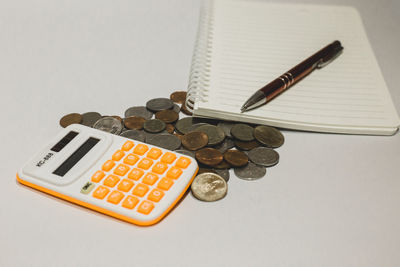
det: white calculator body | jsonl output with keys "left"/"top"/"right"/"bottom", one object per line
{"left": 17, "top": 124, "right": 198, "bottom": 226}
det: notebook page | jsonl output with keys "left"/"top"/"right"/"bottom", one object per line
{"left": 196, "top": 1, "right": 400, "bottom": 133}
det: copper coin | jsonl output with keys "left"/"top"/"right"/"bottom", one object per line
{"left": 155, "top": 109, "right": 179, "bottom": 124}
{"left": 111, "top": 115, "right": 123, "bottom": 122}
{"left": 181, "top": 131, "right": 209, "bottom": 151}
{"left": 173, "top": 132, "right": 184, "bottom": 140}
{"left": 59, "top": 113, "right": 82, "bottom": 128}
{"left": 234, "top": 139, "right": 260, "bottom": 151}
{"left": 123, "top": 116, "right": 146, "bottom": 130}
{"left": 223, "top": 149, "right": 249, "bottom": 167}
{"left": 254, "top": 125, "right": 284, "bottom": 148}
{"left": 180, "top": 103, "right": 193, "bottom": 115}
{"left": 170, "top": 91, "right": 187, "bottom": 104}
{"left": 165, "top": 124, "right": 175, "bottom": 134}
{"left": 195, "top": 148, "right": 223, "bottom": 166}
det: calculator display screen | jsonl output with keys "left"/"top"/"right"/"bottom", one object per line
{"left": 53, "top": 137, "right": 100, "bottom": 177}
{"left": 51, "top": 131, "right": 79, "bottom": 152}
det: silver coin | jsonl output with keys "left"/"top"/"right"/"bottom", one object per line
{"left": 175, "top": 117, "right": 194, "bottom": 134}
{"left": 146, "top": 98, "right": 174, "bottom": 112}
{"left": 196, "top": 125, "right": 225, "bottom": 146}
{"left": 248, "top": 147, "right": 279, "bottom": 167}
{"left": 172, "top": 103, "right": 181, "bottom": 114}
{"left": 81, "top": 112, "right": 102, "bottom": 127}
{"left": 187, "top": 123, "right": 210, "bottom": 132}
{"left": 217, "top": 121, "right": 235, "bottom": 138}
{"left": 234, "top": 162, "right": 266, "bottom": 180}
{"left": 254, "top": 125, "right": 284, "bottom": 148}
{"left": 214, "top": 138, "right": 235, "bottom": 153}
{"left": 214, "top": 169, "right": 230, "bottom": 182}
{"left": 93, "top": 116, "right": 123, "bottom": 134}
{"left": 120, "top": 129, "right": 146, "bottom": 142}
{"left": 143, "top": 119, "right": 166, "bottom": 133}
{"left": 124, "top": 106, "right": 153, "bottom": 120}
{"left": 145, "top": 134, "right": 182, "bottom": 150}
{"left": 191, "top": 172, "right": 228, "bottom": 202}
{"left": 230, "top": 123, "right": 254, "bottom": 141}
{"left": 143, "top": 130, "right": 169, "bottom": 141}
{"left": 175, "top": 149, "right": 196, "bottom": 158}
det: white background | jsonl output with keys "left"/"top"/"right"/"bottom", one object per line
{"left": 1, "top": 0, "right": 399, "bottom": 266}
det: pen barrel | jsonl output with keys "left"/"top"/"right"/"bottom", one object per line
{"left": 260, "top": 40, "right": 342, "bottom": 102}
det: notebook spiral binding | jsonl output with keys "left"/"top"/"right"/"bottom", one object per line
{"left": 185, "top": 0, "right": 214, "bottom": 113}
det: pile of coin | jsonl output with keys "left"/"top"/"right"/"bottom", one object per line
{"left": 59, "top": 91, "right": 284, "bottom": 202}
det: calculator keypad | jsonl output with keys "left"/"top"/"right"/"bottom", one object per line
{"left": 88, "top": 140, "right": 192, "bottom": 216}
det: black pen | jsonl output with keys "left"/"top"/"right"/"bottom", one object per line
{"left": 241, "top": 40, "right": 344, "bottom": 112}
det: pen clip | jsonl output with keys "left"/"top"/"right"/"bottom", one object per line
{"left": 316, "top": 42, "right": 344, "bottom": 69}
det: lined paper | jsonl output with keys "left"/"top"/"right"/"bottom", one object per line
{"left": 193, "top": 1, "right": 400, "bottom": 135}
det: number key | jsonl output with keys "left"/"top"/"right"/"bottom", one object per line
{"left": 123, "top": 154, "right": 139, "bottom": 165}
{"left": 142, "top": 173, "right": 159, "bottom": 186}
{"left": 103, "top": 175, "right": 120, "bottom": 187}
{"left": 152, "top": 162, "right": 168, "bottom": 174}
{"left": 137, "top": 158, "right": 153, "bottom": 170}
{"left": 127, "top": 168, "right": 144, "bottom": 181}
{"left": 122, "top": 196, "right": 139, "bottom": 209}
{"left": 117, "top": 179, "right": 134, "bottom": 192}
{"left": 147, "top": 189, "right": 164, "bottom": 202}
{"left": 113, "top": 164, "right": 130, "bottom": 176}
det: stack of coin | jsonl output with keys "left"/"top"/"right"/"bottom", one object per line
{"left": 59, "top": 90, "right": 284, "bottom": 202}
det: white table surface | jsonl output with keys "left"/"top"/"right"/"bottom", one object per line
{"left": 1, "top": 0, "right": 399, "bottom": 266}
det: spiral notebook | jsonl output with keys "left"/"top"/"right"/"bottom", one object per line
{"left": 185, "top": 0, "right": 400, "bottom": 135}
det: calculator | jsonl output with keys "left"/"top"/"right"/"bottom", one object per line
{"left": 17, "top": 124, "right": 198, "bottom": 226}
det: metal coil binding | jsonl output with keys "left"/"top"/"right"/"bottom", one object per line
{"left": 185, "top": 0, "right": 214, "bottom": 113}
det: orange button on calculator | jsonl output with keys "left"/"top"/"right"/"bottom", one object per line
{"left": 132, "top": 183, "right": 149, "bottom": 197}
{"left": 117, "top": 179, "right": 134, "bottom": 192}
{"left": 133, "top": 144, "right": 149, "bottom": 155}
{"left": 122, "top": 141, "right": 134, "bottom": 151}
{"left": 17, "top": 124, "right": 198, "bottom": 226}
{"left": 122, "top": 196, "right": 139, "bottom": 209}
{"left": 113, "top": 164, "right": 130, "bottom": 176}
{"left": 137, "top": 200, "right": 154, "bottom": 215}
{"left": 128, "top": 168, "right": 144, "bottom": 180}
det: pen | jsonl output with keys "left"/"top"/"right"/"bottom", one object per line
{"left": 240, "top": 40, "right": 344, "bottom": 112}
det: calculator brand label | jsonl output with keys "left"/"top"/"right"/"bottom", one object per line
{"left": 36, "top": 152, "right": 54, "bottom": 167}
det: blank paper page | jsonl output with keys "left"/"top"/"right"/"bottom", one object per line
{"left": 195, "top": 1, "right": 399, "bottom": 134}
